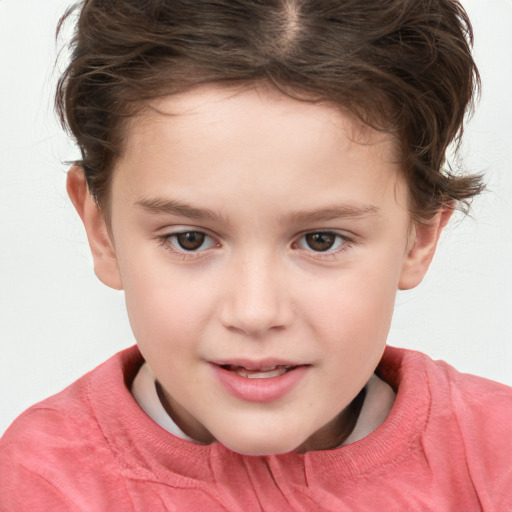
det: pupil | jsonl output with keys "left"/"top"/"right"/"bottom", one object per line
{"left": 306, "top": 232, "right": 335, "bottom": 252}
{"left": 177, "top": 232, "right": 205, "bottom": 250}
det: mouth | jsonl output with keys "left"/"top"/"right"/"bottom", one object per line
{"left": 210, "top": 361, "right": 309, "bottom": 403}
{"left": 219, "top": 364, "right": 296, "bottom": 379}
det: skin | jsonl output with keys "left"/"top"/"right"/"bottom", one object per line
{"left": 68, "top": 84, "right": 451, "bottom": 456}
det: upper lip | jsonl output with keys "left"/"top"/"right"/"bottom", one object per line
{"left": 209, "top": 359, "right": 306, "bottom": 371}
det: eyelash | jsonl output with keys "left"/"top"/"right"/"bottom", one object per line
{"left": 157, "top": 230, "right": 218, "bottom": 259}
{"left": 156, "top": 229, "right": 353, "bottom": 259}
{"left": 293, "top": 231, "right": 353, "bottom": 258}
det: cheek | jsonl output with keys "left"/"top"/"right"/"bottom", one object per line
{"left": 306, "top": 278, "right": 395, "bottom": 392}
{"left": 300, "top": 254, "right": 402, "bottom": 360}
{"left": 305, "top": 257, "right": 400, "bottom": 323}
{"left": 120, "top": 256, "right": 215, "bottom": 354}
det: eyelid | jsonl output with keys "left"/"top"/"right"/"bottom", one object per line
{"left": 293, "top": 230, "right": 354, "bottom": 256}
{"left": 156, "top": 226, "right": 220, "bottom": 256}
{"left": 157, "top": 225, "right": 218, "bottom": 238}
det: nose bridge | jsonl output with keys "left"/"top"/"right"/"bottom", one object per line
{"left": 220, "top": 248, "right": 292, "bottom": 336}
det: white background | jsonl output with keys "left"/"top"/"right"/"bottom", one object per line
{"left": 1, "top": 0, "right": 511, "bottom": 435}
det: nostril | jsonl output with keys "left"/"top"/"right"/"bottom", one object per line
{"left": 218, "top": 270, "right": 293, "bottom": 335}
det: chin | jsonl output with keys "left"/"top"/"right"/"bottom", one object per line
{"left": 218, "top": 431, "right": 303, "bottom": 456}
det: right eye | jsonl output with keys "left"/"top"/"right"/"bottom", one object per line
{"left": 295, "top": 231, "right": 349, "bottom": 253}
{"left": 159, "top": 230, "right": 218, "bottom": 253}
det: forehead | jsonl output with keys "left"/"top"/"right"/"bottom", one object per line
{"left": 112, "top": 84, "right": 406, "bottom": 214}
{"left": 127, "top": 83, "right": 397, "bottom": 153}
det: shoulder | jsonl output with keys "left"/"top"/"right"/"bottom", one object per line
{"left": 381, "top": 345, "right": 512, "bottom": 414}
{"left": 427, "top": 356, "right": 512, "bottom": 459}
{"left": 0, "top": 345, "right": 142, "bottom": 449}
{"left": 410, "top": 349, "right": 512, "bottom": 429}
{"left": 427, "top": 354, "right": 512, "bottom": 508}
{"left": 382, "top": 346, "right": 512, "bottom": 509}
{"left": 379, "top": 346, "right": 512, "bottom": 450}
{"left": 0, "top": 346, "right": 143, "bottom": 510}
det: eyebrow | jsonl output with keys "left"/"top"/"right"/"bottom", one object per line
{"left": 136, "top": 197, "right": 228, "bottom": 223}
{"left": 137, "top": 197, "right": 379, "bottom": 225}
{"left": 285, "top": 204, "right": 380, "bottom": 224}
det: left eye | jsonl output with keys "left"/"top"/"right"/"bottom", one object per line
{"left": 296, "top": 231, "right": 346, "bottom": 252}
{"left": 165, "top": 231, "right": 216, "bottom": 252}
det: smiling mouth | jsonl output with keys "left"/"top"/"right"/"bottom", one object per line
{"left": 212, "top": 362, "right": 309, "bottom": 402}
{"left": 220, "top": 364, "right": 296, "bottom": 379}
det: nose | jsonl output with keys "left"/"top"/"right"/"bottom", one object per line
{"left": 219, "top": 252, "right": 293, "bottom": 337}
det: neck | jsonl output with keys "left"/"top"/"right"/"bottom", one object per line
{"left": 295, "top": 386, "right": 367, "bottom": 454}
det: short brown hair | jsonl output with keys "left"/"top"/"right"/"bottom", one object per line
{"left": 56, "top": 0, "right": 483, "bottom": 219}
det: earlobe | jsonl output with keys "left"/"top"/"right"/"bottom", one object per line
{"left": 66, "top": 165, "right": 123, "bottom": 290}
{"left": 398, "top": 206, "right": 453, "bottom": 290}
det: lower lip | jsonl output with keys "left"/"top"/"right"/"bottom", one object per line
{"left": 210, "top": 364, "right": 309, "bottom": 403}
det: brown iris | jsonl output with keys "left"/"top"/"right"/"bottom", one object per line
{"left": 176, "top": 232, "right": 206, "bottom": 250}
{"left": 305, "top": 232, "right": 336, "bottom": 252}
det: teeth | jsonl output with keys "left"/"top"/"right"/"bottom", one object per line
{"left": 224, "top": 364, "right": 293, "bottom": 379}
{"left": 235, "top": 367, "right": 289, "bottom": 379}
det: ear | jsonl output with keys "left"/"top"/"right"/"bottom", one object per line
{"left": 67, "top": 165, "right": 123, "bottom": 290}
{"left": 399, "top": 206, "right": 453, "bottom": 290}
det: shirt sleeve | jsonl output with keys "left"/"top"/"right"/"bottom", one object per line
{"left": 0, "top": 405, "right": 121, "bottom": 512}
{"left": 0, "top": 458, "right": 83, "bottom": 512}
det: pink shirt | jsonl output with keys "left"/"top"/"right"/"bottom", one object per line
{"left": 1, "top": 345, "right": 511, "bottom": 511}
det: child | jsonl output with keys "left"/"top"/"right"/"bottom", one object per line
{"left": 1, "top": 0, "right": 511, "bottom": 509}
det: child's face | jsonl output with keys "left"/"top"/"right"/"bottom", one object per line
{"left": 83, "top": 85, "right": 436, "bottom": 455}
